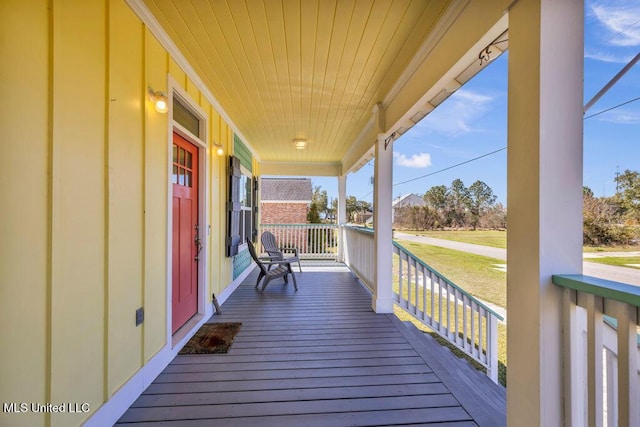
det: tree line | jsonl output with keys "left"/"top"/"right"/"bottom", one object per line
{"left": 307, "top": 186, "right": 372, "bottom": 224}
{"left": 307, "top": 179, "right": 504, "bottom": 229}
{"left": 394, "top": 179, "right": 506, "bottom": 230}
{"left": 308, "top": 169, "right": 639, "bottom": 246}
{"left": 583, "top": 169, "right": 640, "bottom": 246}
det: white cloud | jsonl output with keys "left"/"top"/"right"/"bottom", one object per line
{"left": 415, "top": 89, "right": 494, "bottom": 137}
{"left": 394, "top": 152, "right": 432, "bottom": 168}
{"left": 584, "top": 50, "right": 634, "bottom": 63}
{"left": 593, "top": 109, "right": 640, "bottom": 124}
{"left": 591, "top": 2, "right": 640, "bottom": 46}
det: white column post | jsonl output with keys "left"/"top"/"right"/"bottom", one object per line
{"left": 507, "top": 0, "right": 584, "bottom": 425}
{"left": 372, "top": 104, "right": 393, "bottom": 313}
{"left": 337, "top": 175, "right": 347, "bottom": 262}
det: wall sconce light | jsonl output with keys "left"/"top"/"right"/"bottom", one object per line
{"left": 147, "top": 87, "right": 168, "bottom": 113}
{"left": 213, "top": 143, "right": 224, "bottom": 156}
{"left": 293, "top": 138, "right": 307, "bottom": 150}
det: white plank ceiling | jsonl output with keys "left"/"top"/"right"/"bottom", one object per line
{"left": 142, "top": 0, "right": 451, "bottom": 167}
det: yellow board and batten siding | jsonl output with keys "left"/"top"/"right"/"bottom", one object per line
{"left": 144, "top": 25, "right": 170, "bottom": 362}
{"left": 108, "top": 0, "right": 145, "bottom": 395}
{"left": 0, "top": 2, "right": 50, "bottom": 427}
{"left": 0, "top": 0, "right": 241, "bottom": 425}
{"left": 50, "top": 2, "right": 107, "bottom": 426}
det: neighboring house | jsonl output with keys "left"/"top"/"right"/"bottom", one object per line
{"left": 260, "top": 178, "right": 313, "bottom": 253}
{"left": 353, "top": 210, "right": 373, "bottom": 224}
{"left": 260, "top": 178, "right": 312, "bottom": 224}
{"left": 392, "top": 193, "right": 426, "bottom": 223}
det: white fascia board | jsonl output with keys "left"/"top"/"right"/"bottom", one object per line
{"left": 261, "top": 200, "right": 311, "bottom": 204}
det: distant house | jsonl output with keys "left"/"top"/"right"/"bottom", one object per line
{"left": 260, "top": 178, "right": 312, "bottom": 224}
{"left": 392, "top": 193, "right": 426, "bottom": 223}
{"left": 353, "top": 211, "right": 373, "bottom": 224}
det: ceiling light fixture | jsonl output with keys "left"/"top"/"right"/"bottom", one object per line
{"left": 293, "top": 138, "right": 307, "bottom": 150}
{"left": 147, "top": 87, "right": 168, "bottom": 113}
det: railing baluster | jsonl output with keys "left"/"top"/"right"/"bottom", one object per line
{"left": 586, "top": 293, "right": 604, "bottom": 427}
{"left": 463, "top": 295, "right": 469, "bottom": 353}
{"left": 471, "top": 301, "right": 476, "bottom": 359}
{"left": 413, "top": 264, "right": 424, "bottom": 315}
{"left": 414, "top": 261, "right": 420, "bottom": 316}
{"left": 407, "top": 257, "right": 413, "bottom": 313}
{"left": 605, "top": 347, "right": 617, "bottom": 427}
{"left": 561, "top": 287, "right": 579, "bottom": 427}
{"left": 301, "top": 226, "right": 305, "bottom": 256}
{"left": 314, "top": 226, "right": 318, "bottom": 256}
{"left": 614, "top": 300, "right": 640, "bottom": 427}
{"left": 399, "top": 251, "right": 404, "bottom": 308}
{"left": 412, "top": 260, "right": 418, "bottom": 315}
{"left": 487, "top": 314, "right": 498, "bottom": 382}
{"left": 400, "top": 252, "right": 411, "bottom": 309}
{"left": 430, "top": 270, "right": 435, "bottom": 325}
{"left": 454, "top": 288, "right": 459, "bottom": 346}
{"left": 438, "top": 277, "right": 443, "bottom": 334}
{"left": 478, "top": 307, "right": 484, "bottom": 363}
{"left": 446, "top": 283, "right": 452, "bottom": 339}
{"left": 422, "top": 266, "right": 428, "bottom": 323}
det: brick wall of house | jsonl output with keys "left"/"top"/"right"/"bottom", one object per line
{"left": 260, "top": 203, "right": 308, "bottom": 224}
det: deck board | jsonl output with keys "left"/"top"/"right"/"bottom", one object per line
{"left": 131, "top": 383, "right": 450, "bottom": 407}
{"left": 118, "top": 265, "right": 505, "bottom": 426}
{"left": 163, "top": 356, "right": 425, "bottom": 373}
{"left": 169, "top": 349, "right": 420, "bottom": 364}
{"left": 117, "top": 408, "right": 475, "bottom": 427}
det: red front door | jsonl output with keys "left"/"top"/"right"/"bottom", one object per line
{"left": 172, "top": 133, "right": 199, "bottom": 333}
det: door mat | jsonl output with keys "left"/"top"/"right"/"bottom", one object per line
{"left": 179, "top": 322, "right": 242, "bottom": 355}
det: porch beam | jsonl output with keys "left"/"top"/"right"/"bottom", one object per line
{"left": 260, "top": 161, "right": 341, "bottom": 177}
{"left": 507, "top": 0, "right": 584, "bottom": 426}
{"left": 372, "top": 105, "right": 393, "bottom": 314}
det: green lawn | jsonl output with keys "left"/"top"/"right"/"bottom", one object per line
{"left": 402, "top": 230, "right": 640, "bottom": 267}
{"left": 393, "top": 239, "right": 508, "bottom": 385}
{"left": 583, "top": 245, "right": 640, "bottom": 253}
{"left": 396, "top": 240, "right": 507, "bottom": 308}
{"left": 403, "top": 230, "right": 507, "bottom": 248}
{"left": 585, "top": 256, "right": 640, "bottom": 269}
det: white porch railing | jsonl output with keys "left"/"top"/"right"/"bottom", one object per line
{"left": 341, "top": 225, "right": 502, "bottom": 383}
{"left": 260, "top": 223, "right": 339, "bottom": 259}
{"left": 393, "top": 240, "right": 502, "bottom": 383}
{"left": 342, "top": 225, "right": 376, "bottom": 293}
{"left": 553, "top": 274, "right": 640, "bottom": 426}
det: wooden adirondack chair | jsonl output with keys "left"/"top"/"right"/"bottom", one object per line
{"left": 246, "top": 238, "right": 297, "bottom": 292}
{"left": 261, "top": 230, "right": 302, "bottom": 273}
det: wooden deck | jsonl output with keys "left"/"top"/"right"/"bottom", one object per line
{"left": 117, "top": 264, "right": 505, "bottom": 426}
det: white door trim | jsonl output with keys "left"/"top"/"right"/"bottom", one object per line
{"left": 166, "top": 76, "right": 212, "bottom": 347}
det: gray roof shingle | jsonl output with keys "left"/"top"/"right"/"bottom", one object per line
{"left": 261, "top": 178, "right": 312, "bottom": 202}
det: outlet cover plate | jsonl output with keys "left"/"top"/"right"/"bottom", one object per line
{"left": 135, "top": 307, "right": 144, "bottom": 326}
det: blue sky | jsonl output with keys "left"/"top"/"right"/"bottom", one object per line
{"left": 312, "top": 0, "right": 640, "bottom": 206}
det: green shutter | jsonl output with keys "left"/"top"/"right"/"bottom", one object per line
{"left": 233, "top": 134, "right": 252, "bottom": 172}
{"left": 226, "top": 156, "right": 241, "bottom": 257}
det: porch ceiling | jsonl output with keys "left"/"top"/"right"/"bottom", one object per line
{"left": 141, "top": 0, "right": 452, "bottom": 170}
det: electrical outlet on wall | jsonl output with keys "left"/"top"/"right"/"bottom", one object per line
{"left": 135, "top": 307, "right": 144, "bottom": 326}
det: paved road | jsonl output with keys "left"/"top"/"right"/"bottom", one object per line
{"left": 394, "top": 232, "right": 640, "bottom": 286}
